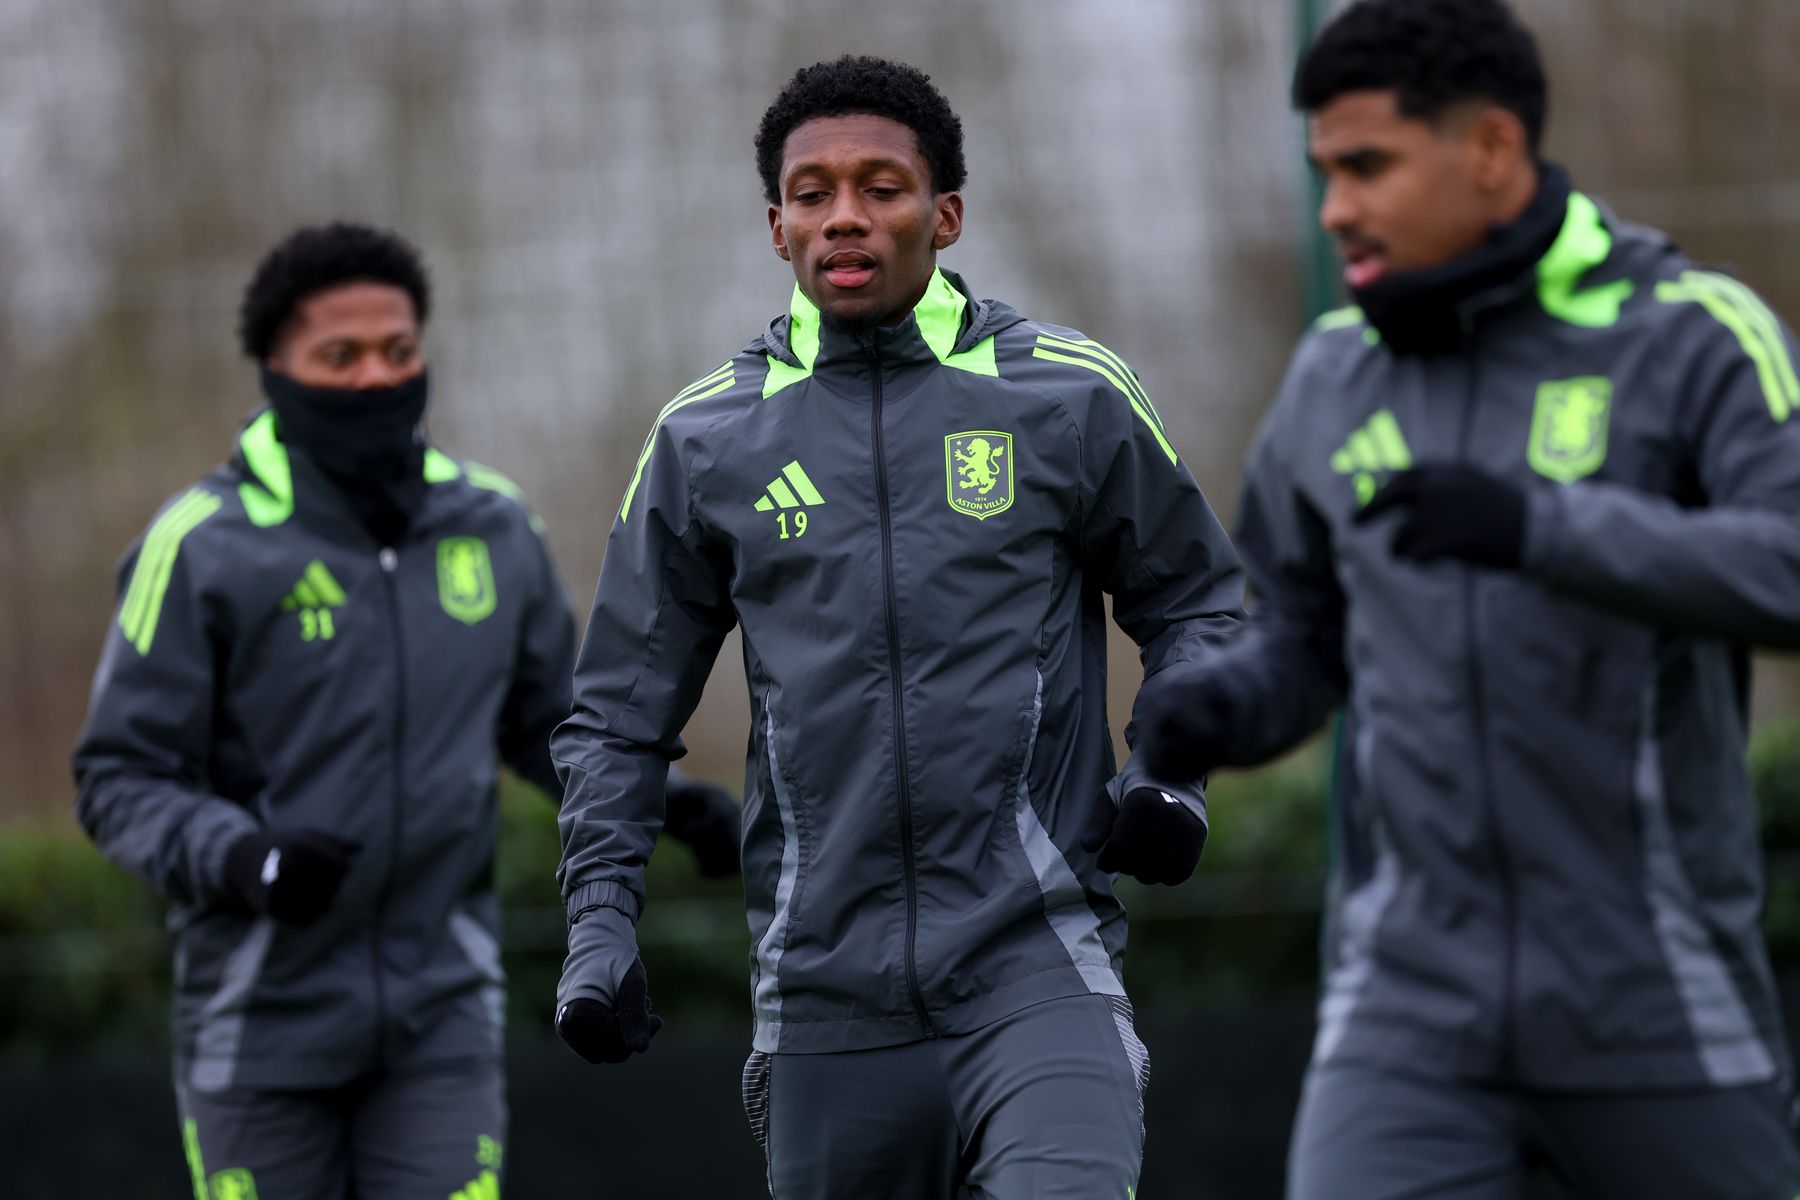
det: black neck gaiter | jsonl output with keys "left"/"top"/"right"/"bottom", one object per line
{"left": 259, "top": 366, "right": 430, "bottom": 546}
{"left": 1351, "top": 162, "right": 1574, "bottom": 355}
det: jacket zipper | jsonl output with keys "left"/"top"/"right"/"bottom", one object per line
{"left": 372, "top": 544, "right": 407, "bottom": 1064}
{"left": 1455, "top": 330, "right": 1518, "bottom": 1075}
{"left": 867, "top": 343, "right": 934, "bottom": 1038}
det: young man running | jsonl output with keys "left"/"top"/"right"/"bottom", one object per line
{"left": 1140, "top": 3, "right": 1800, "bottom": 1196}
{"left": 552, "top": 55, "right": 1242, "bottom": 1199}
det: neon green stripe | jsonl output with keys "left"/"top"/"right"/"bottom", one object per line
{"left": 120, "top": 491, "right": 220, "bottom": 654}
{"left": 1035, "top": 333, "right": 1167, "bottom": 435}
{"left": 1031, "top": 347, "right": 1178, "bottom": 465}
{"left": 753, "top": 496, "right": 774, "bottom": 513}
{"left": 120, "top": 490, "right": 209, "bottom": 646}
{"left": 1367, "top": 410, "right": 1412, "bottom": 469}
{"left": 1313, "top": 306, "right": 1365, "bottom": 331}
{"left": 1687, "top": 272, "right": 1798, "bottom": 419}
{"left": 1660, "top": 274, "right": 1797, "bottom": 422}
{"left": 183, "top": 1118, "right": 207, "bottom": 1200}
{"left": 781, "top": 461, "right": 825, "bottom": 505}
{"left": 619, "top": 373, "right": 738, "bottom": 521}
{"left": 766, "top": 478, "right": 800, "bottom": 508}
{"left": 304, "top": 560, "right": 347, "bottom": 607}
{"left": 675, "top": 361, "right": 734, "bottom": 403}
{"left": 126, "top": 493, "right": 221, "bottom": 655}
{"left": 466, "top": 462, "right": 528, "bottom": 504}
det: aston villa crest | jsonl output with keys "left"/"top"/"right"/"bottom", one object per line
{"left": 945, "top": 431, "right": 1015, "bottom": 520}
{"left": 1528, "top": 376, "right": 1612, "bottom": 484}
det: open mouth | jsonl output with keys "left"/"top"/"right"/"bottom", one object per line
{"left": 821, "top": 250, "right": 877, "bottom": 289}
{"left": 1340, "top": 241, "right": 1387, "bottom": 289}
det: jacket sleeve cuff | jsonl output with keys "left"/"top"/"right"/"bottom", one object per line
{"left": 193, "top": 801, "right": 263, "bottom": 902}
{"left": 565, "top": 879, "right": 643, "bottom": 926}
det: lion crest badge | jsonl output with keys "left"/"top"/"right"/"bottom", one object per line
{"left": 945, "top": 430, "right": 1015, "bottom": 520}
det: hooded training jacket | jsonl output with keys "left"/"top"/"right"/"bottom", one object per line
{"left": 1221, "top": 189, "right": 1800, "bottom": 1090}
{"left": 73, "top": 408, "right": 575, "bottom": 1091}
{"left": 554, "top": 268, "right": 1243, "bottom": 1054}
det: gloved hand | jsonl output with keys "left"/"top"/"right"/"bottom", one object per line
{"left": 223, "top": 829, "right": 359, "bottom": 925}
{"left": 664, "top": 774, "right": 741, "bottom": 878}
{"left": 556, "top": 905, "right": 662, "bottom": 1064}
{"left": 1080, "top": 784, "right": 1208, "bottom": 886}
{"left": 1355, "top": 464, "right": 1527, "bottom": 568}
{"left": 1135, "top": 668, "right": 1236, "bottom": 784}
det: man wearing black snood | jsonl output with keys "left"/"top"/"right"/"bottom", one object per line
{"left": 1134, "top": 1, "right": 1800, "bottom": 1197}
{"left": 72, "top": 222, "right": 741, "bottom": 1197}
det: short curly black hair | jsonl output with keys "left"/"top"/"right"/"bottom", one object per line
{"left": 237, "top": 222, "right": 432, "bottom": 360}
{"left": 754, "top": 55, "right": 966, "bottom": 205}
{"left": 1293, "top": 0, "right": 1547, "bottom": 152}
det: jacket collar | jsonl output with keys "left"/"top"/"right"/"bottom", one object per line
{"left": 1351, "top": 163, "right": 1634, "bottom": 354}
{"left": 233, "top": 407, "right": 461, "bottom": 534}
{"left": 753, "top": 267, "right": 1016, "bottom": 398}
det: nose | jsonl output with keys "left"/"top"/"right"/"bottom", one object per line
{"left": 1319, "top": 177, "right": 1358, "bottom": 238}
{"left": 822, "top": 188, "right": 872, "bottom": 239}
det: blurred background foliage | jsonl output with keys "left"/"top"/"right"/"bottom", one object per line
{"left": 10, "top": 720, "right": 1800, "bottom": 1057}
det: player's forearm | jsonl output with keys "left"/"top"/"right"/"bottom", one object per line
{"left": 552, "top": 728, "right": 672, "bottom": 922}
{"left": 73, "top": 765, "right": 258, "bottom": 906}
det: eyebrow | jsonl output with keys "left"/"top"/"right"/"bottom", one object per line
{"left": 785, "top": 156, "right": 917, "bottom": 182}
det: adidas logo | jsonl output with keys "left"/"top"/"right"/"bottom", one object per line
{"left": 753, "top": 460, "right": 826, "bottom": 513}
{"left": 1329, "top": 409, "right": 1412, "bottom": 506}
{"left": 279, "top": 559, "right": 346, "bottom": 642}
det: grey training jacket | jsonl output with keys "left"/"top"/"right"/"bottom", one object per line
{"left": 73, "top": 409, "right": 575, "bottom": 1091}
{"left": 1220, "top": 190, "right": 1800, "bottom": 1090}
{"left": 554, "top": 268, "right": 1243, "bottom": 1053}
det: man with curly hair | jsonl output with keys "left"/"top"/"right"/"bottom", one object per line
{"left": 551, "top": 54, "right": 1243, "bottom": 1197}
{"left": 72, "top": 222, "right": 740, "bottom": 1198}
{"left": 1136, "top": 0, "right": 1800, "bottom": 1195}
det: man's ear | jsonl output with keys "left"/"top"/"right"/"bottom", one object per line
{"left": 1469, "top": 105, "right": 1530, "bottom": 194}
{"left": 769, "top": 204, "right": 791, "bottom": 262}
{"left": 932, "top": 192, "right": 964, "bottom": 252}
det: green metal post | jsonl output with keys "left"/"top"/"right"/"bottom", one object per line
{"left": 1296, "top": 0, "right": 1340, "bottom": 322}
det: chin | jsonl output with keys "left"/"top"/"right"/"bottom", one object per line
{"left": 818, "top": 300, "right": 886, "bottom": 336}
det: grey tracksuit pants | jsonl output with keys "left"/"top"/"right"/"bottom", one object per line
{"left": 1288, "top": 1061, "right": 1800, "bottom": 1200}
{"left": 176, "top": 1057, "right": 504, "bottom": 1200}
{"left": 743, "top": 994, "right": 1149, "bottom": 1199}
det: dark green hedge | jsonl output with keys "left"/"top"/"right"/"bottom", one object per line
{"left": 7, "top": 719, "right": 1800, "bottom": 1056}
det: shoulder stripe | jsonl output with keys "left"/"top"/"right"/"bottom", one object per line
{"left": 619, "top": 364, "right": 741, "bottom": 521}
{"left": 674, "top": 361, "right": 734, "bottom": 404}
{"left": 1657, "top": 270, "right": 1799, "bottom": 422}
{"left": 118, "top": 489, "right": 223, "bottom": 655}
{"left": 1034, "top": 332, "right": 1169, "bottom": 436}
{"left": 1032, "top": 340, "right": 1177, "bottom": 465}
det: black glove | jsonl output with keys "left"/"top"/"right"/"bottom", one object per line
{"left": 223, "top": 829, "right": 359, "bottom": 925}
{"left": 556, "top": 906, "right": 662, "bottom": 1064}
{"left": 664, "top": 775, "right": 741, "bottom": 879}
{"left": 556, "top": 961, "right": 663, "bottom": 1064}
{"left": 1080, "top": 786, "right": 1208, "bottom": 886}
{"left": 1354, "top": 464, "right": 1527, "bottom": 568}
{"left": 1135, "top": 669, "right": 1236, "bottom": 784}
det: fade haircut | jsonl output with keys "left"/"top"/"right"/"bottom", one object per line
{"left": 238, "top": 222, "right": 431, "bottom": 360}
{"left": 1293, "top": 0, "right": 1548, "bottom": 152}
{"left": 755, "top": 55, "right": 967, "bottom": 205}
